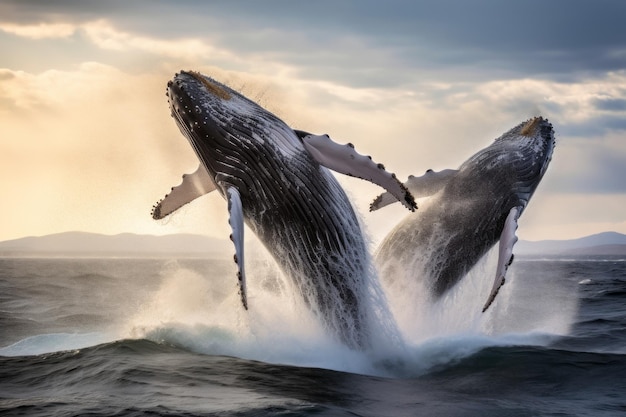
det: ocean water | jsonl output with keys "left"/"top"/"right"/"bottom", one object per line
{"left": 1, "top": 253, "right": 625, "bottom": 416}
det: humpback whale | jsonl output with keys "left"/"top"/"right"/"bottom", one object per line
{"left": 153, "top": 71, "right": 415, "bottom": 349}
{"left": 371, "top": 117, "right": 555, "bottom": 312}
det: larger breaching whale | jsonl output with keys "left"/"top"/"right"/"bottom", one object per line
{"left": 372, "top": 117, "right": 555, "bottom": 312}
{"left": 153, "top": 71, "right": 416, "bottom": 349}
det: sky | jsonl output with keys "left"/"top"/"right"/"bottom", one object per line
{"left": 1, "top": 0, "right": 626, "bottom": 243}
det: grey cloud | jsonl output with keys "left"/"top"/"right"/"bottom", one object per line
{"left": 593, "top": 98, "right": 626, "bottom": 112}
{"left": 546, "top": 150, "right": 626, "bottom": 194}
{"left": 0, "top": 0, "right": 115, "bottom": 23}
{"left": 185, "top": 0, "right": 626, "bottom": 84}
{"left": 558, "top": 115, "right": 626, "bottom": 138}
{"left": 3, "top": 0, "right": 626, "bottom": 88}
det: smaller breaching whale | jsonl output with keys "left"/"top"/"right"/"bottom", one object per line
{"left": 372, "top": 117, "right": 555, "bottom": 312}
{"left": 153, "top": 71, "right": 416, "bottom": 349}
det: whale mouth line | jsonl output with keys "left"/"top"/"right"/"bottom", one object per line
{"left": 183, "top": 70, "right": 232, "bottom": 101}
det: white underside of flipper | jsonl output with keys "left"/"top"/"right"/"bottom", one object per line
{"left": 222, "top": 184, "right": 247, "bottom": 310}
{"left": 301, "top": 133, "right": 417, "bottom": 211}
{"left": 152, "top": 164, "right": 215, "bottom": 219}
{"left": 482, "top": 205, "right": 521, "bottom": 312}
{"left": 370, "top": 168, "right": 458, "bottom": 211}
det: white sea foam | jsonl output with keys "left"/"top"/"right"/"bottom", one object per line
{"left": 109, "top": 239, "right": 580, "bottom": 377}
{"left": 119, "top": 249, "right": 378, "bottom": 374}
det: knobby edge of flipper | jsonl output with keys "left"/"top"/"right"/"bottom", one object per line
{"left": 370, "top": 168, "right": 458, "bottom": 211}
{"left": 221, "top": 183, "right": 248, "bottom": 310}
{"left": 152, "top": 164, "right": 215, "bottom": 219}
{"left": 296, "top": 131, "right": 417, "bottom": 212}
{"left": 482, "top": 205, "right": 521, "bottom": 313}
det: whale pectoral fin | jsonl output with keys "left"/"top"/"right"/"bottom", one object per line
{"left": 482, "top": 206, "right": 521, "bottom": 312}
{"left": 370, "top": 169, "right": 458, "bottom": 211}
{"left": 152, "top": 164, "right": 216, "bottom": 219}
{"left": 221, "top": 184, "right": 248, "bottom": 310}
{"left": 301, "top": 133, "right": 417, "bottom": 211}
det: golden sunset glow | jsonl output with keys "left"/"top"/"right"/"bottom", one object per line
{"left": 2, "top": 3, "right": 626, "bottom": 242}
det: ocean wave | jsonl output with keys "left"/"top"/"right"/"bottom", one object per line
{"left": 3, "top": 335, "right": 626, "bottom": 417}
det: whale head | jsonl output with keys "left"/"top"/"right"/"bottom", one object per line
{"left": 166, "top": 71, "right": 301, "bottom": 196}
{"left": 459, "top": 116, "right": 555, "bottom": 210}
{"left": 498, "top": 116, "right": 555, "bottom": 206}
{"left": 519, "top": 116, "right": 555, "bottom": 175}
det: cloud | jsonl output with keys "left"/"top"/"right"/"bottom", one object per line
{"left": 1, "top": 0, "right": 626, "bottom": 241}
{"left": 4, "top": 0, "right": 626, "bottom": 87}
{"left": 543, "top": 133, "right": 626, "bottom": 194}
{"left": 0, "top": 19, "right": 238, "bottom": 63}
{"left": 470, "top": 72, "right": 626, "bottom": 137}
{"left": 0, "top": 21, "right": 75, "bottom": 38}
{"left": 593, "top": 97, "right": 626, "bottom": 112}
{"left": 0, "top": 63, "right": 204, "bottom": 239}
{"left": 160, "top": 0, "right": 626, "bottom": 84}
{"left": 0, "top": 62, "right": 131, "bottom": 111}
{"left": 80, "top": 20, "right": 216, "bottom": 60}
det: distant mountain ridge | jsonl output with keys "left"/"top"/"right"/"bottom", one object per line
{"left": 1, "top": 231, "right": 625, "bottom": 257}
{"left": 515, "top": 231, "right": 626, "bottom": 255}
{"left": 0, "top": 232, "right": 231, "bottom": 257}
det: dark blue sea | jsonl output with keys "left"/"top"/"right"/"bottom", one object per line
{"left": 1, "top": 254, "right": 625, "bottom": 416}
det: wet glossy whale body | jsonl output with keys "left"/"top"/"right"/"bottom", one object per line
{"left": 372, "top": 117, "right": 555, "bottom": 311}
{"left": 154, "top": 71, "right": 415, "bottom": 349}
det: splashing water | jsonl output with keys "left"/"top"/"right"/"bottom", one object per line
{"left": 120, "top": 248, "right": 384, "bottom": 375}
{"left": 114, "top": 230, "right": 579, "bottom": 378}
{"left": 382, "top": 245, "right": 578, "bottom": 341}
